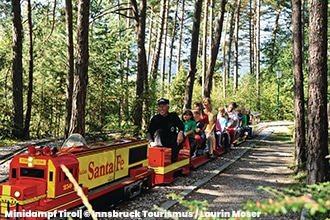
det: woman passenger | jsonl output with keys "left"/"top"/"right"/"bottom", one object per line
{"left": 202, "top": 98, "right": 217, "bottom": 158}
{"left": 193, "top": 102, "right": 209, "bottom": 132}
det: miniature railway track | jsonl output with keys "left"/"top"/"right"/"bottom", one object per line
{"left": 0, "top": 139, "right": 61, "bottom": 183}
{"left": 0, "top": 138, "right": 61, "bottom": 165}
{"left": 0, "top": 147, "right": 29, "bottom": 166}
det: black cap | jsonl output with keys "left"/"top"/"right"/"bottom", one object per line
{"left": 158, "top": 98, "right": 169, "bottom": 105}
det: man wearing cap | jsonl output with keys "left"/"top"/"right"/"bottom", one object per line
{"left": 146, "top": 98, "right": 185, "bottom": 162}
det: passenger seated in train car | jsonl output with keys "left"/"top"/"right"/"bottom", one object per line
{"left": 193, "top": 102, "right": 209, "bottom": 133}
{"left": 235, "top": 108, "right": 245, "bottom": 140}
{"left": 192, "top": 110, "right": 206, "bottom": 156}
{"left": 215, "top": 107, "right": 231, "bottom": 151}
{"left": 226, "top": 102, "right": 239, "bottom": 143}
{"left": 146, "top": 98, "right": 185, "bottom": 162}
{"left": 202, "top": 97, "right": 217, "bottom": 158}
{"left": 182, "top": 109, "right": 196, "bottom": 157}
{"left": 242, "top": 108, "right": 253, "bottom": 138}
{"left": 245, "top": 108, "right": 251, "bottom": 125}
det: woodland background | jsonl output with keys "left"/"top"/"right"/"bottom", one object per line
{"left": 1, "top": 0, "right": 308, "bottom": 139}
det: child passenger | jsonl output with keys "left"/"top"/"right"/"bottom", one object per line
{"left": 216, "top": 107, "right": 231, "bottom": 150}
{"left": 192, "top": 110, "right": 206, "bottom": 155}
{"left": 235, "top": 108, "right": 245, "bottom": 140}
{"left": 217, "top": 107, "right": 229, "bottom": 130}
{"left": 182, "top": 110, "right": 196, "bottom": 157}
{"left": 241, "top": 108, "right": 253, "bottom": 138}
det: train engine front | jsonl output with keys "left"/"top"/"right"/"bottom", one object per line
{"left": 0, "top": 146, "right": 84, "bottom": 218}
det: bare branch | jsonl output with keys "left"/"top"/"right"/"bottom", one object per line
{"left": 89, "top": 7, "right": 134, "bottom": 24}
{"left": 44, "top": 0, "right": 57, "bottom": 43}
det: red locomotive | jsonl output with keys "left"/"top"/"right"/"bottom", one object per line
{"left": 0, "top": 134, "right": 154, "bottom": 219}
{"left": 0, "top": 132, "right": 242, "bottom": 219}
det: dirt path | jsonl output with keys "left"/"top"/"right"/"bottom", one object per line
{"left": 170, "top": 125, "right": 300, "bottom": 219}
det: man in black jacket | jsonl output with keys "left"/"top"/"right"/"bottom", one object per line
{"left": 146, "top": 98, "right": 185, "bottom": 162}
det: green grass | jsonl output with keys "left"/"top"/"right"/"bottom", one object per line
{"left": 269, "top": 135, "right": 292, "bottom": 142}
{"left": 0, "top": 138, "right": 18, "bottom": 147}
{"left": 267, "top": 131, "right": 293, "bottom": 142}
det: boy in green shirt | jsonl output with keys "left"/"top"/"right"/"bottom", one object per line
{"left": 182, "top": 110, "right": 197, "bottom": 157}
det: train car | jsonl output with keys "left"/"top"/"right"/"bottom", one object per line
{"left": 148, "top": 133, "right": 228, "bottom": 185}
{"left": 190, "top": 137, "right": 226, "bottom": 169}
{"left": 148, "top": 138, "right": 191, "bottom": 185}
{"left": 149, "top": 126, "right": 250, "bottom": 185}
{"left": 0, "top": 134, "right": 154, "bottom": 219}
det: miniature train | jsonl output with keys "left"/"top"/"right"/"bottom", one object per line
{"left": 0, "top": 132, "right": 247, "bottom": 219}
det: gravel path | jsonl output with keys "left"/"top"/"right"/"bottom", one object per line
{"left": 169, "top": 125, "right": 300, "bottom": 220}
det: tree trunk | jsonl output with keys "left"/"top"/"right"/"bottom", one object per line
{"left": 117, "top": 0, "right": 123, "bottom": 129}
{"left": 209, "top": 0, "right": 214, "bottom": 57}
{"left": 306, "top": 0, "right": 330, "bottom": 184}
{"left": 208, "top": 0, "right": 215, "bottom": 97}
{"left": 161, "top": 0, "right": 170, "bottom": 96}
{"left": 124, "top": 0, "right": 131, "bottom": 119}
{"left": 249, "top": 0, "right": 254, "bottom": 75}
{"left": 167, "top": 0, "right": 179, "bottom": 95}
{"left": 65, "top": 0, "right": 74, "bottom": 138}
{"left": 292, "top": 0, "right": 306, "bottom": 173}
{"left": 224, "top": 9, "right": 235, "bottom": 97}
{"left": 183, "top": 0, "right": 203, "bottom": 110}
{"left": 255, "top": 0, "right": 260, "bottom": 111}
{"left": 69, "top": 0, "right": 90, "bottom": 136}
{"left": 147, "top": 7, "right": 154, "bottom": 70}
{"left": 11, "top": 0, "right": 24, "bottom": 139}
{"left": 201, "top": 0, "right": 208, "bottom": 98}
{"left": 24, "top": 0, "right": 33, "bottom": 139}
{"left": 233, "top": 0, "right": 241, "bottom": 95}
{"left": 176, "top": 0, "right": 185, "bottom": 74}
{"left": 130, "top": 0, "right": 148, "bottom": 130}
{"left": 221, "top": 8, "right": 230, "bottom": 99}
{"left": 204, "top": 0, "right": 226, "bottom": 98}
{"left": 150, "top": 0, "right": 166, "bottom": 79}
{"left": 269, "top": 6, "right": 281, "bottom": 71}
{"left": 300, "top": 0, "right": 305, "bottom": 65}
{"left": 228, "top": 9, "right": 235, "bottom": 80}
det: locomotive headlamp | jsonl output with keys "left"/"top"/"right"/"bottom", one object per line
{"left": 28, "top": 156, "right": 34, "bottom": 167}
{"left": 14, "top": 191, "right": 20, "bottom": 198}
